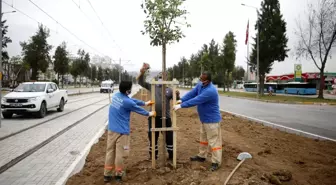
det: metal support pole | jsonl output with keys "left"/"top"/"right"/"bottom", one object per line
{"left": 256, "top": 10, "right": 260, "bottom": 98}
{"left": 91, "top": 65, "right": 93, "bottom": 91}
{"left": 0, "top": 0, "right": 3, "bottom": 127}
{"left": 119, "top": 58, "right": 121, "bottom": 84}
{"left": 182, "top": 60, "right": 185, "bottom": 86}
{"left": 246, "top": 31, "right": 249, "bottom": 82}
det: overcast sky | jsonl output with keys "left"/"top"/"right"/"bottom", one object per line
{"left": 3, "top": 0, "right": 336, "bottom": 75}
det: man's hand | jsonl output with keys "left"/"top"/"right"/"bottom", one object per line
{"left": 173, "top": 104, "right": 181, "bottom": 111}
{"left": 145, "top": 100, "right": 155, "bottom": 106}
{"left": 175, "top": 90, "right": 180, "bottom": 96}
{"left": 176, "top": 100, "right": 182, "bottom": 104}
{"left": 148, "top": 111, "right": 156, "bottom": 117}
{"left": 140, "top": 63, "right": 150, "bottom": 74}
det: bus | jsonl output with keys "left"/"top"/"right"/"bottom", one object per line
{"left": 233, "top": 80, "right": 245, "bottom": 89}
{"left": 244, "top": 82, "right": 316, "bottom": 95}
{"left": 244, "top": 82, "right": 277, "bottom": 93}
{"left": 277, "top": 82, "right": 316, "bottom": 95}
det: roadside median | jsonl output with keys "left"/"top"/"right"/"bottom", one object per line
{"left": 178, "top": 87, "right": 336, "bottom": 106}
{"left": 220, "top": 91, "right": 336, "bottom": 106}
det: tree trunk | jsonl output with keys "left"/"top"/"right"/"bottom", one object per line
{"left": 61, "top": 75, "right": 64, "bottom": 89}
{"left": 222, "top": 70, "right": 226, "bottom": 92}
{"left": 161, "top": 42, "right": 167, "bottom": 166}
{"left": 226, "top": 71, "right": 230, "bottom": 92}
{"left": 259, "top": 74, "right": 265, "bottom": 95}
{"left": 31, "top": 68, "right": 38, "bottom": 81}
{"left": 318, "top": 69, "right": 325, "bottom": 99}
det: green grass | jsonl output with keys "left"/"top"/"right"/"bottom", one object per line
{"left": 178, "top": 87, "right": 336, "bottom": 104}
{"left": 220, "top": 91, "right": 336, "bottom": 104}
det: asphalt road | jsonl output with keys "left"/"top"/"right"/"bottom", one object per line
{"left": 179, "top": 90, "right": 336, "bottom": 140}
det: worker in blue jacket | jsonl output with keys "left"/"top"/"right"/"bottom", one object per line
{"left": 104, "top": 81, "right": 156, "bottom": 182}
{"left": 173, "top": 71, "right": 222, "bottom": 171}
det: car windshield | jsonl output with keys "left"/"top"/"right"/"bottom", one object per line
{"left": 102, "top": 83, "right": 112, "bottom": 87}
{"left": 14, "top": 84, "right": 46, "bottom": 92}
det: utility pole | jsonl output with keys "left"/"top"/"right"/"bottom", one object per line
{"left": 0, "top": 0, "right": 2, "bottom": 127}
{"left": 91, "top": 64, "right": 93, "bottom": 91}
{"left": 182, "top": 60, "right": 185, "bottom": 86}
{"left": 119, "top": 58, "right": 121, "bottom": 84}
{"left": 256, "top": 10, "right": 260, "bottom": 98}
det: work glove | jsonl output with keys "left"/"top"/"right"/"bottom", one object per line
{"left": 148, "top": 111, "right": 156, "bottom": 117}
{"left": 145, "top": 100, "right": 155, "bottom": 106}
{"left": 173, "top": 104, "right": 181, "bottom": 111}
{"left": 176, "top": 100, "right": 182, "bottom": 104}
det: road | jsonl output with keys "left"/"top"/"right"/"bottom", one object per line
{"left": 228, "top": 88, "right": 336, "bottom": 100}
{"left": 179, "top": 90, "right": 336, "bottom": 140}
{"left": 64, "top": 87, "right": 100, "bottom": 95}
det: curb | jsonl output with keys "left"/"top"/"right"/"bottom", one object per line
{"left": 67, "top": 91, "right": 99, "bottom": 96}
{"left": 55, "top": 122, "right": 107, "bottom": 185}
{"left": 220, "top": 109, "right": 336, "bottom": 143}
{"left": 224, "top": 95, "right": 336, "bottom": 106}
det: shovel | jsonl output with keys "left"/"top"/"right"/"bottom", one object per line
{"left": 223, "top": 152, "right": 252, "bottom": 185}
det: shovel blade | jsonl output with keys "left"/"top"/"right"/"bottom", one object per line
{"left": 237, "top": 152, "right": 252, "bottom": 161}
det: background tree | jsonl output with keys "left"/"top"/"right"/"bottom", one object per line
{"left": 8, "top": 56, "right": 29, "bottom": 85}
{"left": 232, "top": 66, "right": 246, "bottom": 81}
{"left": 97, "top": 66, "right": 103, "bottom": 82}
{"left": 70, "top": 60, "right": 80, "bottom": 87}
{"left": 20, "top": 24, "right": 52, "bottom": 80}
{"left": 53, "top": 42, "right": 70, "bottom": 88}
{"left": 221, "top": 31, "right": 237, "bottom": 91}
{"left": 1, "top": 18, "right": 12, "bottom": 62}
{"left": 294, "top": 0, "right": 336, "bottom": 99}
{"left": 75, "top": 49, "right": 90, "bottom": 86}
{"left": 91, "top": 65, "right": 97, "bottom": 83}
{"left": 249, "top": 0, "right": 289, "bottom": 95}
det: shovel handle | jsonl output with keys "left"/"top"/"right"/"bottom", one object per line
{"left": 223, "top": 159, "right": 245, "bottom": 185}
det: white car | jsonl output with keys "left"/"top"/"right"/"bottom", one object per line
{"left": 1, "top": 82, "right": 68, "bottom": 119}
{"left": 100, "top": 80, "right": 114, "bottom": 93}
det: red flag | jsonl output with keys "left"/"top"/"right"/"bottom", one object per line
{"left": 245, "top": 20, "right": 249, "bottom": 45}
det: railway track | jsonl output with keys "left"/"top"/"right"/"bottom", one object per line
{"left": 0, "top": 95, "right": 110, "bottom": 141}
{"left": 66, "top": 95, "right": 100, "bottom": 104}
{"left": 0, "top": 97, "right": 110, "bottom": 174}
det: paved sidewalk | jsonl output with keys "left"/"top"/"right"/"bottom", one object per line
{"left": 0, "top": 86, "right": 140, "bottom": 185}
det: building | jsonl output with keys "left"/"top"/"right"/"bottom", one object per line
{"left": 266, "top": 72, "right": 336, "bottom": 89}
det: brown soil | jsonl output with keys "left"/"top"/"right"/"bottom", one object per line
{"left": 66, "top": 92, "right": 336, "bottom": 185}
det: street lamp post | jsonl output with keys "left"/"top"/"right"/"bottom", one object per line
{"left": 241, "top": 3, "right": 260, "bottom": 98}
{"left": 0, "top": 1, "right": 16, "bottom": 126}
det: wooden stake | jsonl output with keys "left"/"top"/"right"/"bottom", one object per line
{"left": 151, "top": 80, "right": 156, "bottom": 169}
{"left": 172, "top": 84, "right": 177, "bottom": 168}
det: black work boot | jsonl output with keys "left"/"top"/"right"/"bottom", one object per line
{"left": 190, "top": 155, "right": 206, "bottom": 162}
{"left": 210, "top": 163, "right": 219, "bottom": 171}
{"left": 115, "top": 175, "right": 122, "bottom": 182}
{"left": 104, "top": 175, "right": 113, "bottom": 183}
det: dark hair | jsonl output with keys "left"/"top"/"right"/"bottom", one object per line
{"left": 119, "top": 81, "right": 132, "bottom": 94}
{"left": 202, "top": 71, "right": 212, "bottom": 81}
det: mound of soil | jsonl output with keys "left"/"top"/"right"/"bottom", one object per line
{"left": 66, "top": 92, "right": 336, "bottom": 185}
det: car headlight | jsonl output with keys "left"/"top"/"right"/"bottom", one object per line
{"left": 1, "top": 98, "right": 6, "bottom": 103}
{"left": 28, "top": 97, "right": 38, "bottom": 102}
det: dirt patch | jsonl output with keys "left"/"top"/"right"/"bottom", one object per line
{"left": 66, "top": 91, "right": 336, "bottom": 185}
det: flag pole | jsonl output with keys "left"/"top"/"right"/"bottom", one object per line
{"left": 245, "top": 19, "right": 249, "bottom": 82}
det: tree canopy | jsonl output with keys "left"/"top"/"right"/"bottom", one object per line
{"left": 20, "top": 24, "right": 53, "bottom": 80}
{"left": 294, "top": 0, "right": 336, "bottom": 99}
{"left": 53, "top": 42, "right": 70, "bottom": 87}
{"left": 249, "top": 0, "right": 289, "bottom": 94}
